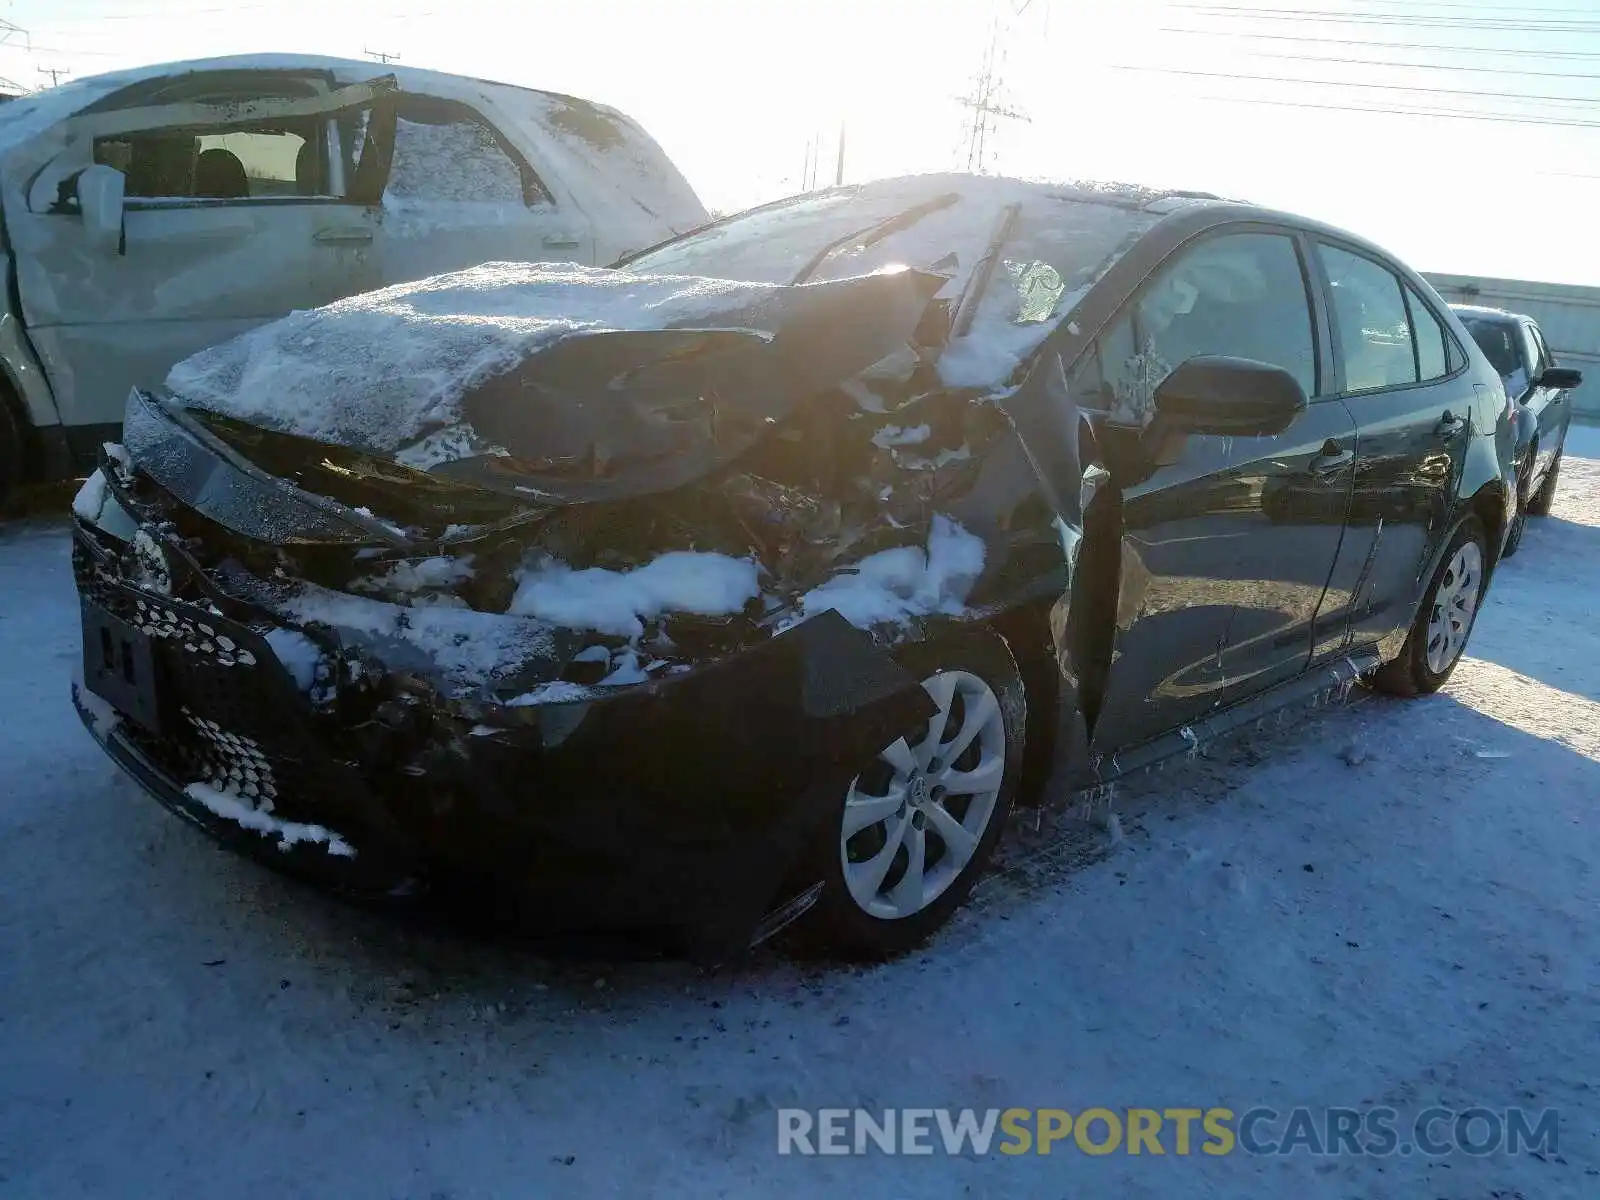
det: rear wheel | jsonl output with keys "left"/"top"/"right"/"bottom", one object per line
{"left": 1528, "top": 449, "right": 1561, "bottom": 516}
{"left": 800, "top": 627, "right": 1024, "bottom": 959}
{"left": 1502, "top": 451, "right": 1532, "bottom": 558}
{"left": 1372, "top": 516, "right": 1487, "bottom": 697}
{"left": 0, "top": 396, "right": 22, "bottom": 512}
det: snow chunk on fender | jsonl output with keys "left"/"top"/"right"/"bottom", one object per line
{"left": 509, "top": 551, "right": 760, "bottom": 639}
{"left": 71, "top": 469, "right": 108, "bottom": 523}
{"left": 264, "top": 628, "right": 325, "bottom": 693}
{"left": 794, "top": 516, "right": 986, "bottom": 631}
{"left": 280, "top": 583, "right": 572, "bottom": 696}
{"left": 184, "top": 783, "right": 356, "bottom": 858}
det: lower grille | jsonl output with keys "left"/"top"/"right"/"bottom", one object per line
{"left": 73, "top": 535, "right": 377, "bottom": 839}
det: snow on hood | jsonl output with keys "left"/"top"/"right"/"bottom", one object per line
{"left": 165, "top": 262, "right": 783, "bottom": 457}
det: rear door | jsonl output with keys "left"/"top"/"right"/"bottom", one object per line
{"left": 1067, "top": 228, "right": 1350, "bottom": 749}
{"left": 374, "top": 94, "right": 596, "bottom": 281}
{"left": 1311, "top": 243, "right": 1472, "bottom": 656}
{"left": 7, "top": 78, "right": 396, "bottom": 430}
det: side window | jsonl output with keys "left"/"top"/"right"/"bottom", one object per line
{"left": 92, "top": 110, "right": 377, "bottom": 204}
{"left": 1403, "top": 285, "right": 1451, "bottom": 381}
{"left": 386, "top": 98, "right": 543, "bottom": 205}
{"left": 1317, "top": 244, "right": 1417, "bottom": 393}
{"left": 1073, "top": 231, "right": 1317, "bottom": 426}
{"left": 1523, "top": 324, "right": 1550, "bottom": 376}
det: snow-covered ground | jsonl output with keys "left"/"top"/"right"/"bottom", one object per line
{"left": 4, "top": 429, "right": 1600, "bottom": 1199}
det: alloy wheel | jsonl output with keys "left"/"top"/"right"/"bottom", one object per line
{"left": 840, "top": 669, "right": 1007, "bottom": 920}
{"left": 1424, "top": 540, "right": 1483, "bottom": 675}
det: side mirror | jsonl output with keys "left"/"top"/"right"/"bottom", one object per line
{"left": 1152, "top": 355, "right": 1308, "bottom": 437}
{"left": 1537, "top": 366, "right": 1583, "bottom": 390}
{"left": 75, "top": 164, "right": 126, "bottom": 254}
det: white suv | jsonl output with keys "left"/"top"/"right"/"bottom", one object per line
{"left": 0, "top": 54, "right": 707, "bottom": 502}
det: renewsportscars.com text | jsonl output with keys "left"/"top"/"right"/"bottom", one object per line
{"left": 777, "top": 1106, "right": 1559, "bottom": 1158}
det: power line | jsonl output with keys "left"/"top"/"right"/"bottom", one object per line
{"left": 1245, "top": 49, "right": 1600, "bottom": 81}
{"left": 1192, "top": 90, "right": 1600, "bottom": 130}
{"left": 0, "top": 42, "right": 120, "bottom": 57}
{"left": 1161, "top": 27, "right": 1600, "bottom": 60}
{"left": 1336, "top": 0, "right": 1600, "bottom": 11}
{"left": 45, "top": 4, "right": 274, "bottom": 21}
{"left": 1178, "top": 4, "right": 1600, "bottom": 31}
{"left": 1109, "top": 62, "right": 1600, "bottom": 106}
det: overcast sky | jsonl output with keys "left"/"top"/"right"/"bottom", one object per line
{"left": 5, "top": 0, "right": 1598, "bottom": 285}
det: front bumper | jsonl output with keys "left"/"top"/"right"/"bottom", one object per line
{"left": 70, "top": 522, "right": 932, "bottom": 958}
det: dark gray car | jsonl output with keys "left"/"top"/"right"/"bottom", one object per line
{"left": 1452, "top": 304, "right": 1582, "bottom": 553}
{"left": 72, "top": 174, "right": 1525, "bottom": 960}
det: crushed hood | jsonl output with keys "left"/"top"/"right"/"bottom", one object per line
{"left": 161, "top": 261, "right": 947, "bottom": 512}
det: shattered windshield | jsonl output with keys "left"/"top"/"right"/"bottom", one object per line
{"left": 626, "top": 181, "right": 1158, "bottom": 333}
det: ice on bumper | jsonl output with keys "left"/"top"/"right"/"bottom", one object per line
{"left": 184, "top": 782, "right": 356, "bottom": 858}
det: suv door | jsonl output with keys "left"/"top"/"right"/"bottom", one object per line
{"left": 1312, "top": 243, "right": 1471, "bottom": 655}
{"left": 6, "top": 78, "right": 397, "bottom": 432}
{"left": 374, "top": 95, "right": 596, "bottom": 281}
{"left": 1067, "top": 228, "right": 1352, "bottom": 750}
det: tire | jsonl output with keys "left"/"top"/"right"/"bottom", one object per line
{"left": 1502, "top": 454, "right": 1531, "bottom": 559}
{"left": 797, "top": 625, "right": 1026, "bottom": 959}
{"left": 1372, "top": 516, "right": 1488, "bottom": 698}
{"left": 0, "top": 395, "right": 22, "bottom": 512}
{"left": 1528, "top": 449, "right": 1561, "bottom": 517}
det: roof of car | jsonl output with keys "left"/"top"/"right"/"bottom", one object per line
{"left": 1449, "top": 303, "right": 1526, "bottom": 324}
{"left": 0, "top": 52, "right": 630, "bottom": 154}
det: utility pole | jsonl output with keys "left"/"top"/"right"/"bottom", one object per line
{"left": 37, "top": 65, "right": 70, "bottom": 88}
{"left": 834, "top": 119, "right": 846, "bottom": 187}
{"left": 364, "top": 48, "right": 401, "bottom": 65}
{"left": 956, "top": 8, "right": 1032, "bottom": 174}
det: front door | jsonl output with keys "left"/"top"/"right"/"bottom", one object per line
{"left": 1521, "top": 321, "right": 1569, "bottom": 481}
{"left": 1065, "top": 228, "right": 1347, "bottom": 750}
{"left": 5, "top": 78, "right": 397, "bottom": 429}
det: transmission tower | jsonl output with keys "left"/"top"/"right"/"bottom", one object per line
{"left": 364, "top": 48, "right": 401, "bottom": 65}
{"left": 956, "top": 9, "right": 1032, "bottom": 174}
{"left": 37, "top": 64, "right": 70, "bottom": 87}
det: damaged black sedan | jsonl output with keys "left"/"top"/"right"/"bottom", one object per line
{"left": 71, "top": 174, "right": 1519, "bottom": 959}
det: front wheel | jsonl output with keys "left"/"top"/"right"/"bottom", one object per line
{"left": 799, "top": 627, "right": 1025, "bottom": 959}
{"left": 1372, "top": 516, "right": 1488, "bottom": 697}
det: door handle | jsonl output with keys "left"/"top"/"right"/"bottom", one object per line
{"left": 542, "top": 234, "right": 583, "bottom": 249}
{"left": 314, "top": 227, "right": 374, "bottom": 244}
{"left": 1309, "top": 443, "right": 1354, "bottom": 474}
{"left": 1435, "top": 410, "right": 1464, "bottom": 435}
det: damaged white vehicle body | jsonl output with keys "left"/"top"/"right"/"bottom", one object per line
{"left": 0, "top": 53, "right": 707, "bottom": 499}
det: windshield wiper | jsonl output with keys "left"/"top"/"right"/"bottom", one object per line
{"left": 951, "top": 202, "right": 1022, "bottom": 338}
{"left": 790, "top": 192, "right": 962, "bottom": 285}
